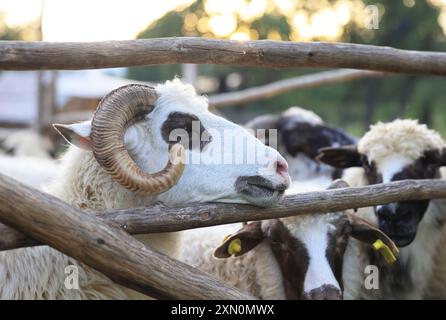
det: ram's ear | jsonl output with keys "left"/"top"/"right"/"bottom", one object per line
{"left": 317, "top": 145, "right": 362, "bottom": 168}
{"left": 53, "top": 121, "right": 93, "bottom": 151}
{"left": 214, "top": 222, "right": 265, "bottom": 259}
{"left": 348, "top": 214, "right": 400, "bottom": 264}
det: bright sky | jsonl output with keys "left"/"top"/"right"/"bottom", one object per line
{"left": 3, "top": 0, "right": 445, "bottom": 42}
{"left": 0, "top": 0, "right": 192, "bottom": 41}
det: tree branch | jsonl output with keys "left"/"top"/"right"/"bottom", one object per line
{"left": 1, "top": 38, "right": 446, "bottom": 75}
{"left": 2, "top": 178, "right": 446, "bottom": 252}
{"left": 208, "top": 69, "right": 383, "bottom": 107}
{"left": 0, "top": 173, "right": 253, "bottom": 300}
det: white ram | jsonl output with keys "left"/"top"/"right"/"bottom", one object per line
{"left": 0, "top": 79, "right": 290, "bottom": 299}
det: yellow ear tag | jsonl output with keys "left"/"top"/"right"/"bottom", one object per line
{"left": 372, "top": 239, "right": 398, "bottom": 265}
{"left": 227, "top": 238, "right": 242, "bottom": 256}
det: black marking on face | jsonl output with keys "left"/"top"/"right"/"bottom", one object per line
{"left": 278, "top": 120, "right": 356, "bottom": 159}
{"left": 235, "top": 176, "right": 286, "bottom": 198}
{"left": 362, "top": 158, "right": 382, "bottom": 184}
{"left": 364, "top": 149, "right": 444, "bottom": 246}
{"left": 325, "top": 215, "right": 351, "bottom": 291}
{"left": 266, "top": 220, "right": 309, "bottom": 300}
{"left": 364, "top": 149, "right": 442, "bottom": 184}
{"left": 376, "top": 201, "right": 426, "bottom": 247}
{"left": 161, "top": 112, "right": 212, "bottom": 151}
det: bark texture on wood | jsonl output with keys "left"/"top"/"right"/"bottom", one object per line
{"left": 0, "top": 173, "right": 253, "bottom": 300}
{"left": 2, "top": 177, "right": 446, "bottom": 252}
{"left": 1, "top": 38, "right": 446, "bottom": 75}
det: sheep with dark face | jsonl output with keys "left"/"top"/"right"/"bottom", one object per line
{"left": 245, "top": 107, "right": 356, "bottom": 191}
{"left": 318, "top": 119, "right": 446, "bottom": 299}
{"left": 0, "top": 80, "right": 290, "bottom": 299}
{"left": 181, "top": 181, "right": 399, "bottom": 300}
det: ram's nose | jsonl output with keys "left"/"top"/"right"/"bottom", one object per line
{"left": 275, "top": 159, "right": 290, "bottom": 184}
{"left": 267, "top": 158, "right": 290, "bottom": 188}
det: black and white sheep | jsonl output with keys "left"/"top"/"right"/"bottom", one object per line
{"left": 318, "top": 119, "right": 446, "bottom": 299}
{"left": 181, "top": 180, "right": 399, "bottom": 300}
{"left": 245, "top": 106, "right": 356, "bottom": 192}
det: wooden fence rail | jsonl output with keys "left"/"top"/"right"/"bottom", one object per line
{"left": 1, "top": 38, "right": 446, "bottom": 75}
{"left": 2, "top": 176, "right": 446, "bottom": 252}
{"left": 208, "top": 69, "right": 382, "bottom": 107}
{"left": 0, "top": 173, "right": 253, "bottom": 300}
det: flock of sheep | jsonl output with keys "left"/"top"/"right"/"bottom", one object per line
{"left": 0, "top": 78, "right": 445, "bottom": 300}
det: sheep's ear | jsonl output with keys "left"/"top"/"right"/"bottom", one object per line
{"left": 316, "top": 145, "right": 362, "bottom": 168}
{"left": 214, "top": 222, "right": 264, "bottom": 259}
{"left": 348, "top": 214, "right": 400, "bottom": 264}
{"left": 53, "top": 121, "right": 93, "bottom": 151}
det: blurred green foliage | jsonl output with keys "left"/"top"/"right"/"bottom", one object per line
{"left": 0, "top": 12, "right": 21, "bottom": 40}
{"left": 0, "top": 12, "right": 40, "bottom": 41}
{"left": 128, "top": 0, "right": 446, "bottom": 138}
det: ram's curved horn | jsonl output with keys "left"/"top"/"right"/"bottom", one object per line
{"left": 90, "top": 84, "right": 186, "bottom": 195}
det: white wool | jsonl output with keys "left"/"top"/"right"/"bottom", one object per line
{"left": 0, "top": 156, "right": 59, "bottom": 189}
{"left": 281, "top": 106, "right": 323, "bottom": 125}
{"left": 2, "top": 130, "right": 51, "bottom": 158}
{"left": 244, "top": 114, "right": 280, "bottom": 131}
{"left": 358, "top": 119, "right": 445, "bottom": 164}
{"left": 426, "top": 224, "right": 446, "bottom": 299}
{"left": 181, "top": 222, "right": 289, "bottom": 299}
{"left": 280, "top": 212, "right": 340, "bottom": 233}
{"left": 181, "top": 225, "right": 285, "bottom": 299}
{"left": 286, "top": 175, "right": 333, "bottom": 195}
{"left": 342, "top": 167, "right": 368, "bottom": 187}
{"left": 155, "top": 78, "right": 209, "bottom": 113}
{"left": 427, "top": 167, "right": 446, "bottom": 299}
